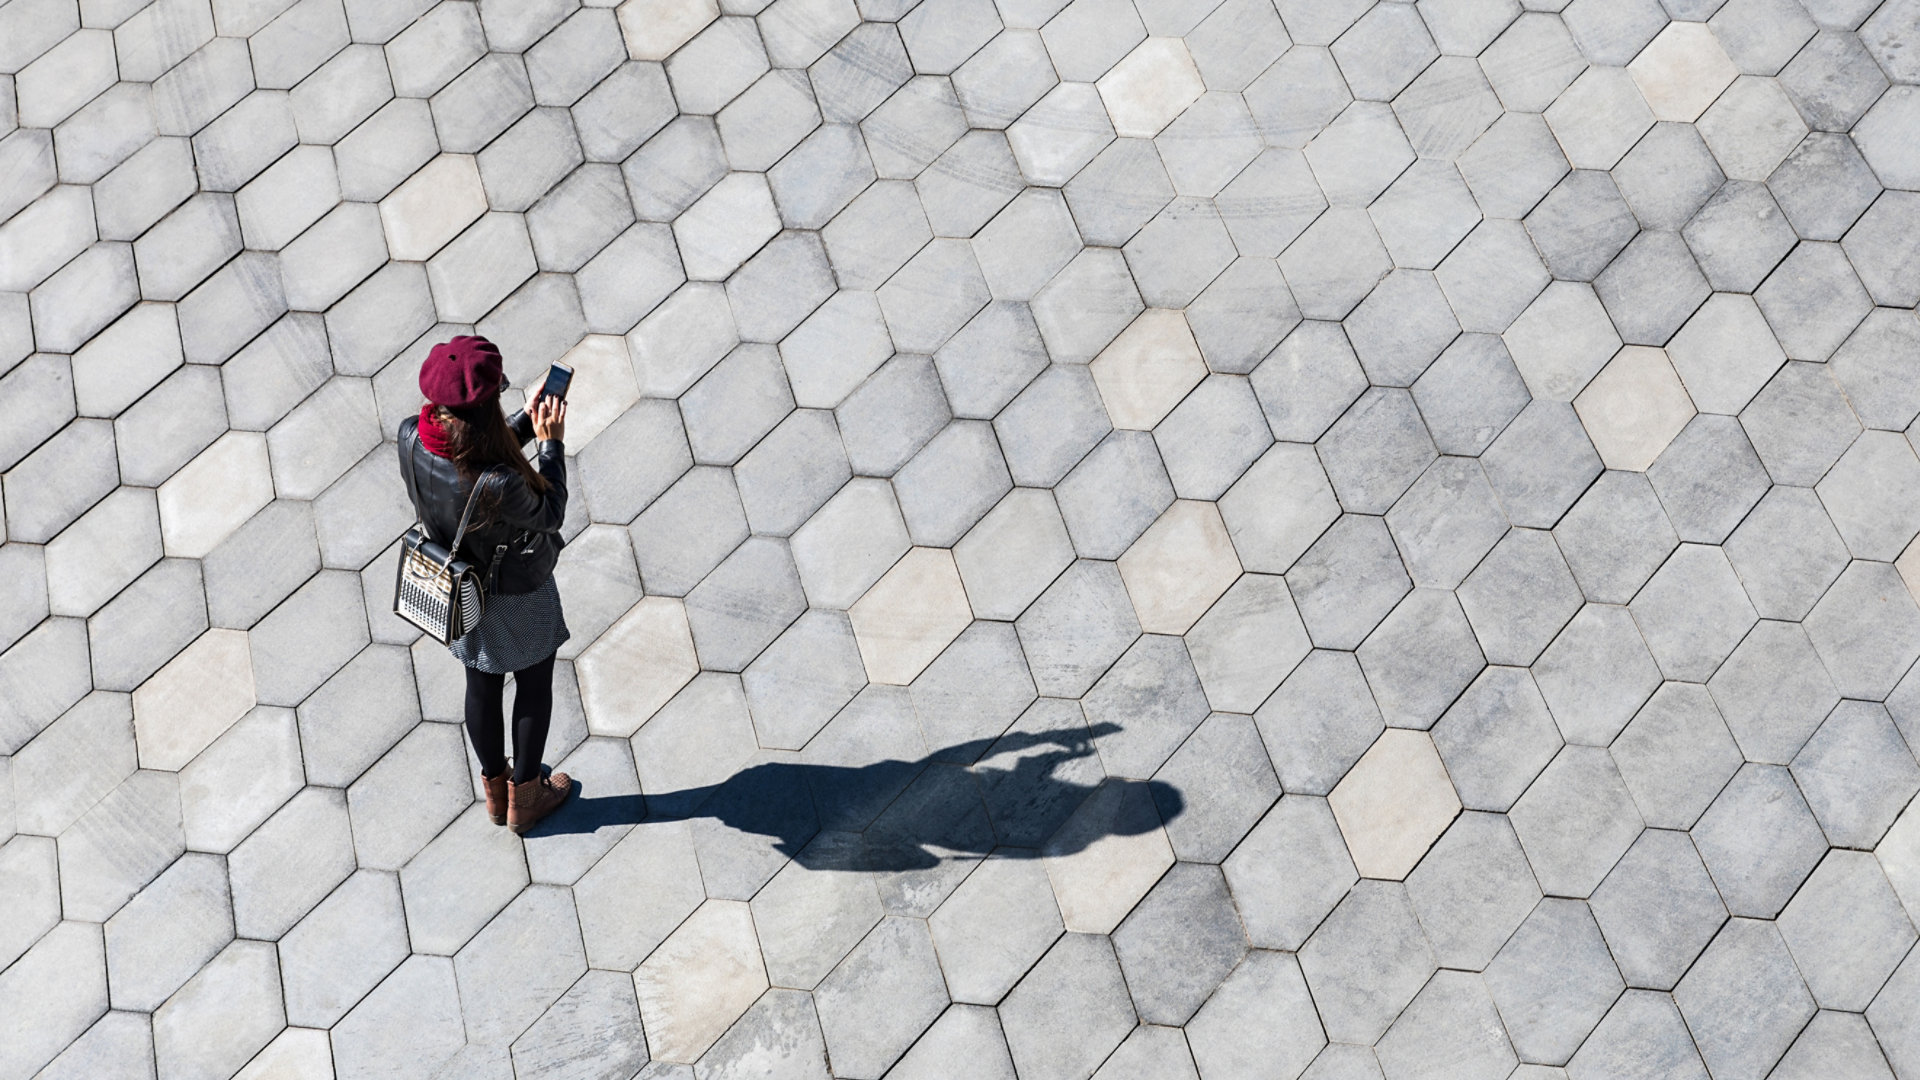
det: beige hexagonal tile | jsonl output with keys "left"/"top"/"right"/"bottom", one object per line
{"left": 1327, "top": 729, "right": 1461, "bottom": 880}
{"left": 1628, "top": 21, "right": 1738, "bottom": 123}
{"left": 1042, "top": 779, "right": 1175, "bottom": 933}
{"left": 619, "top": 0, "right": 720, "bottom": 61}
{"left": 133, "top": 628, "right": 256, "bottom": 771}
{"left": 848, "top": 547, "right": 972, "bottom": 685}
{"left": 1573, "top": 345, "right": 1697, "bottom": 472}
{"left": 632, "top": 899, "right": 767, "bottom": 1064}
{"left": 1090, "top": 309, "right": 1208, "bottom": 430}
{"left": 1117, "top": 499, "right": 1242, "bottom": 634}
{"left": 1097, "top": 37, "right": 1205, "bottom": 139}
{"left": 552, "top": 335, "right": 639, "bottom": 449}
{"left": 576, "top": 597, "right": 699, "bottom": 737}
{"left": 377, "top": 155, "right": 486, "bottom": 263}
{"left": 158, "top": 431, "right": 275, "bottom": 558}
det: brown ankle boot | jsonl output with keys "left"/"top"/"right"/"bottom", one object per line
{"left": 508, "top": 771, "right": 573, "bottom": 834}
{"left": 482, "top": 772, "right": 509, "bottom": 826}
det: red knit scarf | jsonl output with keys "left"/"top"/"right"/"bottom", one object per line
{"left": 418, "top": 405, "right": 453, "bottom": 458}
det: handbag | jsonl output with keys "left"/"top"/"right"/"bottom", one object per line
{"left": 394, "top": 455, "right": 506, "bottom": 645}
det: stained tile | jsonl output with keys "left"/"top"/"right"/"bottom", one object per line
{"left": 929, "top": 857, "right": 1062, "bottom": 1004}
{"left": 1255, "top": 648, "right": 1385, "bottom": 798}
{"left": 1692, "top": 763, "right": 1828, "bottom": 918}
{"left": 1299, "top": 881, "right": 1436, "bottom": 1044}
{"left": 1096, "top": 37, "right": 1202, "bottom": 138}
{"left": 1373, "top": 971, "right": 1517, "bottom": 1080}
{"left": 1484, "top": 898, "right": 1624, "bottom": 1065}
{"left": 1566, "top": 990, "right": 1711, "bottom": 1080}
{"left": 999, "top": 933, "right": 1138, "bottom": 1080}
{"left": 1357, "top": 589, "right": 1486, "bottom": 731}
{"left": 632, "top": 899, "right": 766, "bottom": 1064}
{"left": 1433, "top": 667, "right": 1562, "bottom": 813}
{"left": 1778, "top": 849, "right": 1917, "bottom": 1011}
{"left": 1405, "top": 811, "right": 1541, "bottom": 971}
{"left": 815, "top": 916, "right": 949, "bottom": 1077}
{"left": 1186, "top": 950, "right": 1326, "bottom": 1080}
{"left": 1791, "top": 700, "right": 1920, "bottom": 849}
{"left": 575, "top": 597, "right": 699, "bottom": 738}
{"left": 151, "top": 939, "right": 283, "bottom": 1080}
{"left": 1508, "top": 745, "right": 1644, "bottom": 898}
{"left": 1673, "top": 919, "right": 1815, "bottom": 1080}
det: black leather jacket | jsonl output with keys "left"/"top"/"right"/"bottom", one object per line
{"left": 397, "top": 409, "right": 567, "bottom": 596}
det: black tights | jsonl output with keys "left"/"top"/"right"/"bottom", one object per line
{"left": 464, "top": 653, "right": 555, "bottom": 784}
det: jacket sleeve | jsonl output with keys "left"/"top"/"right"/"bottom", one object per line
{"left": 492, "top": 442, "right": 567, "bottom": 536}
{"left": 506, "top": 407, "right": 535, "bottom": 446}
{"left": 395, "top": 417, "right": 422, "bottom": 512}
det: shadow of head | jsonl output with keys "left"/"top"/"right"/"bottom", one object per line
{"left": 530, "top": 721, "right": 1186, "bottom": 872}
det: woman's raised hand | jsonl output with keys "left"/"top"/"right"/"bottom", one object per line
{"left": 531, "top": 394, "right": 567, "bottom": 443}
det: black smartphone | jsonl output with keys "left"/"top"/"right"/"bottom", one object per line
{"left": 540, "top": 361, "right": 573, "bottom": 401}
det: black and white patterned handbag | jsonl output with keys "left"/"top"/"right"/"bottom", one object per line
{"left": 394, "top": 459, "right": 503, "bottom": 645}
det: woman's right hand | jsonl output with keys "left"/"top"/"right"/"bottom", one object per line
{"left": 531, "top": 395, "right": 566, "bottom": 443}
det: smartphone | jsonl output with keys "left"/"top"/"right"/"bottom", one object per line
{"left": 540, "top": 361, "right": 573, "bottom": 401}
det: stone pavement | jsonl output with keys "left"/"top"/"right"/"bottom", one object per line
{"left": 4, "top": 0, "right": 1920, "bottom": 1076}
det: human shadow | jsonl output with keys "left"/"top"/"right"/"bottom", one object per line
{"left": 532, "top": 722, "right": 1185, "bottom": 872}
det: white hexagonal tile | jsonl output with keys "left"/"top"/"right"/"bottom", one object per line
{"left": 1573, "top": 345, "right": 1698, "bottom": 472}
{"left": 1328, "top": 729, "right": 1462, "bottom": 880}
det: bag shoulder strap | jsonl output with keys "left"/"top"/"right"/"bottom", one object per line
{"left": 443, "top": 466, "right": 502, "bottom": 570}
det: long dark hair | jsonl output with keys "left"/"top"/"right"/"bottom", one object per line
{"left": 433, "top": 400, "right": 547, "bottom": 521}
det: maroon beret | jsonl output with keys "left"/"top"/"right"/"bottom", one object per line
{"left": 420, "top": 335, "right": 505, "bottom": 409}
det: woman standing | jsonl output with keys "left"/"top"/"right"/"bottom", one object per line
{"left": 397, "top": 335, "right": 575, "bottom": 834}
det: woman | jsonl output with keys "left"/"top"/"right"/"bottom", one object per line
{"left": 397, "top": 335, "right": 575, "bottom": 834}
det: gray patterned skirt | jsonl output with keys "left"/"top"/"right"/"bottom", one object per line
{"left": 448, "top": 575, "right": 571, "bottom": 674}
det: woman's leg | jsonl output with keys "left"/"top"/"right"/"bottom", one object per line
{"left": 508, "top": 653, "right": 557, "bottom": 784}
{"left": 463, "top": 666, "right": 510, "bottom": 778}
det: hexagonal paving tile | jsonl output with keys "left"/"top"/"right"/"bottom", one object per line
{"left": 1328, "top": 730, "right": 1462, "bottom": 881}
{"left": 15, "top": 3, "right": 1920, "bottom": 1072}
